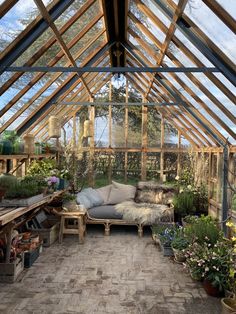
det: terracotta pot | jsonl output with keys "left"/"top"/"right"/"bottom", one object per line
{"left": 203, "top": 279, "right": 224, "bottom": 297}
{"left": 172, "top": 248, "right": 186, "bottom": 263}
{"left": 221, "top": 297, "right": 236, "bottom": 314}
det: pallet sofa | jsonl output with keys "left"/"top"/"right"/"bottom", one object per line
{"left": 76, "top": 181, "right": 176, "bottom": 237}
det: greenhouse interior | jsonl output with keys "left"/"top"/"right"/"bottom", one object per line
{"left": 0, "top": 0, "right": 235, "bottom": 313}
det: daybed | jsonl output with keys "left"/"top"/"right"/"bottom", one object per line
{"left": 76, "top": 181, "right": 176, "bottom": 237}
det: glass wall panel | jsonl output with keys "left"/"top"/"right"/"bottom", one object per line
{"left": 147, "top": 107, "right": 161, "bottom": 147}
{"left": 127, "top": 152, "right": 141, "bottom": 182}
{"left": 128, "top": 106, "right": 142, "bottom": 148}
{"left": 95, "top": 105, "right": 109, "bottom": 147}
{"left": 164, "top": 152, "right": 177, "bottom": 181}
{"left": 147, "top": 152, "right": 160, "bottom": 181}
{"left": 112, "top": 105, "right": 125, "bottom": 147}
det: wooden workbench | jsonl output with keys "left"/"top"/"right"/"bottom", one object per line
{"left": 0, "top": 191, "right": 64, "bottom": 263}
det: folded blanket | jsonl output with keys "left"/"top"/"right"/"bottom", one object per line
{"left": 115, "top": 201, "right": 173, "bottom": 224}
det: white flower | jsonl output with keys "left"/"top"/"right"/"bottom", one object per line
{"left": 205, "top": 267, "right": 209, "bottom": 272}
{"left": 180, "top": 189, "right": 183, "bottom": 193}
{"left": 175, "top": 176, "right": 179, "bottom": 181}
{"left": 187, "top": 185, "right": 192, "bottom": 190}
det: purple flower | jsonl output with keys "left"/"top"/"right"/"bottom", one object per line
{"left": 47, "top": 176, "right": 59, "bottom": 185}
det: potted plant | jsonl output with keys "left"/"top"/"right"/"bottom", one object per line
{"left": 2, "top": 180, "right": 45, "bottom": 206}
{"left": 152, "top": 224, "right": 176, "bottom": 256}
{"left": 184, "top": 215, "right": 222, "bottom": 246}
{"left": 171, "top": 230, "right": 189, "bottom": 263}
{"left": 0, "top": 174, "right": 18, "bottom": 200}
{"left": 172, "top": 189, "right": 196, "bottom": 222}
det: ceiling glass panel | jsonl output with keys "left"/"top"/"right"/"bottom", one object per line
{"left": 216, "top": 0, "right": 236, "bottom": 19}
{"left": 184, "top": 0, "right": 236, "bottom": 63}
{"left": 174, "top": 29, "right": 214, "bottom": 67}
{"left": 54, "top": 0, "right": 87, "bottom": 28}
{"left": 0, "top": 0, "right": 40, "bottom": 52}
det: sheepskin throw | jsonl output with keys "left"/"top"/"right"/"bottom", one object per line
{"left": 115, "top": 201, "right": 173, "bottom": 224}
{"left": 135, "top": 181, "right": 177, "bottom": 205}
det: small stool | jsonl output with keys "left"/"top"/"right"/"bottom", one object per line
{"left": 59, "top": 211, "right": 86, "bottom": 244}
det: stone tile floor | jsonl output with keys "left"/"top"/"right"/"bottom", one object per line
{"left": 0, "top": 225, "right": 221, "bottom": 314}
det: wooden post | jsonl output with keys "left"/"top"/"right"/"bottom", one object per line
{"left": 228, "top": 153, "right": 234, "bottom": 213}
{"left": 108, "top": 81, "right": 112, "bottom": 183}
{"left": 141, "top": 98, "right": 147, "bottom": 180}
{"left": 88, "top": 98, "right": 95, "bottom": 187}
{"left": 160, "top": 114, "right": 164, "bottom": 182}
{"left": 124, "top": 80, "right": 128, "bottom": 183}
{"left": 177, "top": 130, "right": 181, "bottom": 177}
{"left": 72, "top": 114, "right": 77, "bottom": 189}
{"left": 216, "top": 152, "right": 222, "bottom": 204}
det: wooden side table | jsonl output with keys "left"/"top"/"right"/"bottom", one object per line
{"left": 59, "top": 211, "right": 86, "bottom": 244}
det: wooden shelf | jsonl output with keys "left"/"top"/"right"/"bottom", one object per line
{"left": 0, "top": 154, "right": 55, "bottom": 160}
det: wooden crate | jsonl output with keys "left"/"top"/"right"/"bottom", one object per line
{"left": 31, "top": 221, "right": 60, "bottom": 247}
{"left": 0, "top": 253, "right": 24, "bottom": 283}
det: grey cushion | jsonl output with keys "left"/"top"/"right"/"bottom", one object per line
{"left": 96, "top": 185, "right": 112, "bottom": 204}
{"left": 82, "top": 188, "right": 104, "bottom": 207}
{"left": 87, "top": 205, "right": 123, "bottom": 220}
{"left": 107, "top": 181, "right": 136, "bottom": 204}
{"left": 76, "top": 191, "right": 93, "bottom": 209}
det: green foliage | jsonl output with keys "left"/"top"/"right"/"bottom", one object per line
{"left": 5, "top": 180, "right": 43, "bottom": 199}
{"left": 0, "top": 174, "right": 18, "bottom": 190}
{"left": 232, "top": 193, "right": 236, "bottom": 211}
{"left": 27, "top": 159, "right": 57, "bottom": 177}
{"left": 184, "top": 215, "right": 222, "bottom": 246}
{"left": 171, "top": 229, "right": 189, "bottom": 250}
{"left": 152, "top": 224, "right": 177, "bottom": 247}
{"left": 185, "top": 240, "right": 235, "bottom": 291}
{"left": 173, "top": 190, "right": 196, "bottom": 217}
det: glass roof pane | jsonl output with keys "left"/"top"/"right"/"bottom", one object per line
{"left": 54, "top": 0, "right": 87, "bottom": 28}
{"left": 11, "top": 29, "right": 58, "bottom": 66}
{"left": 0, "top": 0, "right": 40, "bottom": 53}
{"left": 212, "top": 73, "right": 236, "bottom": 95}
{"left": 129, "top": 0, "right": 167, "bottom": 44}
{"left": 174, "top": 29, "right": 214, "bottom": 67}
{"left": 184, "top": 0, "right": 236, "bottom": 63}
{"left": 166, "top": 44, "right": 195, "bottom": 67}
{"left": 216, "top": 0, "right": 236, "bottom": 19}
{"left": 62, "top": 1, "right": 101, "bottom": 44}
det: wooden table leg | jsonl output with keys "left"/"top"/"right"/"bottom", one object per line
{"left": 77, "top": 216, "right": 84, "bottom": 244}
{"left": 5, "top": 226, "right": 13, "bottom": 263}
{"left": 59, "top": 216, "right": 65, "bottom": 244}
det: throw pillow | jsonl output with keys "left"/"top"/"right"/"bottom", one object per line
{"left": 96, "top": 184, "right": 112, "bottom": 204}
{"left": 76, "top": 191, "right": 93, "bottom": 209}
{"left": 107, "top": 181, "right": 136, "bottom": 204}
{"left": 82, "top": 188, "right": 104, "bottom": 207}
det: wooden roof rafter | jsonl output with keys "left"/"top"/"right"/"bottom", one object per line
{"left": 125, "top": 71, "right": 203, "bottom": 148}
{"left": 0, "top": 25, "right": 107, "bottom": 133}
{"left": 126, "top": 51, "right": 215, "bottom": 147}
{"left": 152, "top": 0, "right": 236, "bottom": 86}
{"left": 38, "top": 73, "right": 112, "bottom": 140}
{"left": 145, "top": 0, "right": 188, "bottom": 98}
{"left": 124, "top": 41, "right": 224, "bottom": 146}
{"left": 0, "top": 12, "right": 104, "bottom": 120}
{"left": 33, "top": 0, "right": 93, "bottom": 98}
{"left": 16, "top": 41, "right": 111, "bottom": 135}
{"left": 133, "top": 1, "right": 236, "bottom": 134}
{"left": 0, "top": 0, "right": 98, "bottom": 97}
{"left": 125, "top": 31, "right": 233, "bottom": 144}
{"left": 31, "top": 61, "right": 110, "bottom": 137}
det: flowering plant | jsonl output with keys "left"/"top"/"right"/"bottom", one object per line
{"left": 185, "top": 239, "right": 235, "bottom": 291}
{"left": 47, "top": 176, "right": 59, "bottom": 190}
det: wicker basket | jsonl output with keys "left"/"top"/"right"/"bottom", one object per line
{"left": 49, "top": 116, "right": 61, "bottom": 138}
{"left": 23, "top": 134, "right": 34, "bottom": 154}
{"left": 83, "top": 120, "right": 93, "bottom": 137}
